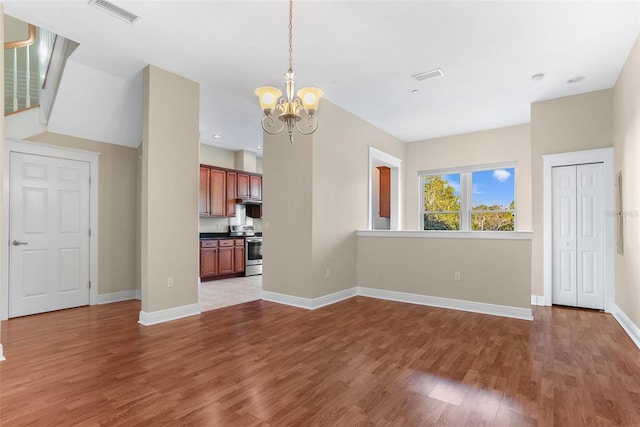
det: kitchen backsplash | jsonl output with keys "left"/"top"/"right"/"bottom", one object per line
{"left": 199, "top": 204, "right": 262, "bottom": 233}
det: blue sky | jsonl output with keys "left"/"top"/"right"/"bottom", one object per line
{"left": 441, "top": 168, "right": 515, "bottom": 208}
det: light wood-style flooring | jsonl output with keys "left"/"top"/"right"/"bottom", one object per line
{"left": 1, "top": 298, "right": 639, "bottom": 426}
{"left": 199, "top": 275, "right": 262, "bottom": 312}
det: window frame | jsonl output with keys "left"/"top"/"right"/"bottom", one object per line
{"left": 418, "top": 162, "right": 517, "bottom": 232}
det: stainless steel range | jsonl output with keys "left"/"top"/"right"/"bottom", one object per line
{"left": 230, "top": 225, "right": 262, "bottom": 276}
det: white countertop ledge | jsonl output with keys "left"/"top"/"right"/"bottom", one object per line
{"left": 356, "top": 230, "right": 534, "bottom": 240}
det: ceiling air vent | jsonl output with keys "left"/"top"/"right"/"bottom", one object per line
{"left": 411, "top": 69, "right": 444, "bottom": 82}
{"left": 89, "top": 0, "right": 140, "bottom": 24}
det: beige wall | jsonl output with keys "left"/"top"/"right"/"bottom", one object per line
{"left": 531, "top": 90, "right": 613, "bottom": 295}
{"left": 262, "top": 128, "right": 314, "bottom": 298}
{"left": 403, "top": 124, "right": 532, "bottom": 231}
{"left": 199, "top": 144, "right": 235, "bottom": 169}
{"left": 613, "top": 34, "right": 640, "bottom": 328}
{"left": 26, "top": 132, "right": 139, "bottom": 295}
{"left": 262, "top": 100, "right": 404, "bottom": 299}
{"left": 357, "top": 236, "right": 532, "bottom": 309}
{"left": 311, "top": 101, "right": 405, "bottom": 298}
{"left": 141, "top": 65, "right": 199, "bottom": 313}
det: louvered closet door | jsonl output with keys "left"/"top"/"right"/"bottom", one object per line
{"left": 552, "top": 163, "right": 604, "bottom": 309}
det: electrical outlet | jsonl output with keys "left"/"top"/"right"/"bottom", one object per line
{"left": 325, "top": 269, "right": 330, "bottom": 279}
{"left": 167, "top": 276, "right": 174, "bottom": 288}
{"left": 454, "top": 272, "right": 461, "bottom": 281}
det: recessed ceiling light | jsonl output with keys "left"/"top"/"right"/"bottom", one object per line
{"left": 212, "top": 134, "right": 222, "bottom": 139}
{"left": 255, "top": 146, "right": 263, "bottom": 150}
{"left": 531, "top": 73, "right": 545, "bottom": 82}
{"left": 567, "top": 76, "right": 586, "bottom": 84}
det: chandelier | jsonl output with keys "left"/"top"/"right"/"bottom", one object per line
{"left": 255, "top": 0, "right": 323, "bottom": 144}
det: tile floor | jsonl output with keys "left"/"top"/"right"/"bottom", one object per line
{"left": 199, "top": 275, "right": 262, "bottom": 312}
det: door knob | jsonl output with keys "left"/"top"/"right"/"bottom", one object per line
{"left": 12, "top": 240, "right": 28, "bottom": 246}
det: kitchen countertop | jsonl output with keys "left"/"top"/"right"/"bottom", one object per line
{"left": 199, "top": 232, "right": 262, "bottom": 240}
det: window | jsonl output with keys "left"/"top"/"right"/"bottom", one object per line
{"left": 420, "top": 164, "right": 516, "bottom": 231}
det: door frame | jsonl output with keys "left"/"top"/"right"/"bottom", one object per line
{"left": 542, "top": 147, "right": 614, "bottom": 312}
{"left": 2, "top": 139, "right": 99, "bottom": 320}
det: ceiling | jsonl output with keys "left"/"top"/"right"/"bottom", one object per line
{"left": 4, "top": 1, "right": 640, "bottom": 153}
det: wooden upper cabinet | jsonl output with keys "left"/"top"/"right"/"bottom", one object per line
{"left": 237, "top": 173, "right": 250, "bottom": 199}
{"left": 226, "top": 171, "right": 237, "bottom": 217}
{"left": 377, "top": 166, "right": 391, "bottom": 218}
{"left": 249, "top": 175, "right": 262, "bottom": 200}
{"left": 199, "top": 166, "right": 210, "bottom": 216}
{"left": 209, "top": 168, "right": 226, "bottom": 217}
{"left": 201, "top": 165, "right": 262, "bottom": 217}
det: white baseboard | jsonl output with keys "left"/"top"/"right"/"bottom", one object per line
{"left": 0, "top": 343, "right": 5, "bottom": 361}
{"left": 612, "top": 304, "right": 640, "bottom": 350}
{"left": 531, "top": 295, "right": 545, "bottom": 306}
{"left": 138, "top": 303, "right": 200, "bottom": 326}
{"left": 358, "top": 287, "right": 533, "bottom": 321}
{"left": 263, "top": 286, "right": 531, "bottom": 321}
{"left": 98, "top": 289, "right": 141, "bottom": 305}
{"left": 261, "top": 288, "right": 357, "bottom": 310}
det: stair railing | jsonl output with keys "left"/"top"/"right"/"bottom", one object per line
{"left": 4, "top": 23, "right": 55, "bottom": 116}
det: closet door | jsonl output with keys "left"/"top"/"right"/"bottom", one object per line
{"left": 552, "top": 165, "right": 577, "bottom": 307}
{"left": 576, "top": 163, "right": 604, "bottom": 309}
{"left": 552, "top": 164, "right": 604, "bottom": 309}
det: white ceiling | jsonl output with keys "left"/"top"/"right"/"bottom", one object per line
{"left": 5, "top": 1, "right": 640, "bottom": 152}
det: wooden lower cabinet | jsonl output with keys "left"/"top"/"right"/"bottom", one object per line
{"left": 199, "top": 240, "right": 218, "bottom": 278}
{"left": 200, "top": 238, "right": 245, "bottom": 280}
{"left": 234, "top": 240, "right": 245, "bottom": 273}
{"left": 217, "top": 240, "right": 235, "bottom": 275}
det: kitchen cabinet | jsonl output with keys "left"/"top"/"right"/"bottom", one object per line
{"left": 377, "top": 166, "right": 391, "bottom": 218}
{"left": 237, "top": 173, "right": 262, "bottom": 201}
{"left": 200, "top": 165, "right": 262, "bottom": 217}
{"left": 209, "top": 168, "right": 226, "bottom": 217}
{"left": 199, "top": 238, "right": 245, "bottom": 280}
{"left": 199, "top": 166, "right": 210, "bottom": 216}
{"left": 237, "top": 173, "right": 250, "bottom": 199}
{"left": 249, "top": 175, "right": 262, "bottom": 200}
{"left": 199, "top": 240, "right": 218, "bottom": 278}
{"left": 217, "top": 240, "right": 235, "bottom": 275}
{"left": 246, "top": 204, "right": 262, "bottom": 219}
{"left": 234, "top": 239, "right": 245, "bottom": 273}
{"left": 226, "top": 171, "right": 237, "bottom": 217}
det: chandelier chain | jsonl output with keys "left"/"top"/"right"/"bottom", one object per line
{"left": 288, "top": 0, "right": 293, "bottom": 72}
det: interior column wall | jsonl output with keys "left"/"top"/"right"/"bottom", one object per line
{"left": 141, "top": 65, "right": 199, "bottom": 314}
{"left": 261, "top": 130, "right": 314, "bottom": 299}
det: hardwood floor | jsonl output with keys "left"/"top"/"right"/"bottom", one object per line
{"left": 1, "top": 298, "right": 639, "bottom": 426}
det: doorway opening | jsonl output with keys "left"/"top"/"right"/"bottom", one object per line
{"left": 368, "top": 147, "right": 401, "bottom": 230}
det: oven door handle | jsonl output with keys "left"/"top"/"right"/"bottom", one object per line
{"left": 245, "top": 238, "right": 262, "bottom": 243}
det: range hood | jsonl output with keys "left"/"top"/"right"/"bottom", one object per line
{"left": 236, "top": 198, "right": 262, "bottom": 205}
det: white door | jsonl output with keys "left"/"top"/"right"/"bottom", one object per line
{"left": 552, "top": 163, "right": 604, "bottom": 309}
{"left": 9, "top": 152, "right": 91, "bottom": 317}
